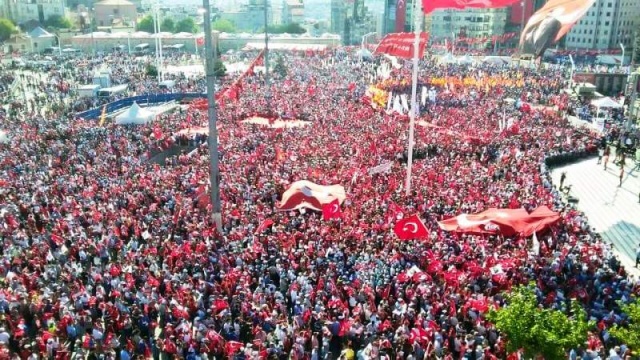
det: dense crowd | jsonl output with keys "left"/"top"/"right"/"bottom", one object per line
{"left": 0, "top": 51, "right": 638, "bottom": 360}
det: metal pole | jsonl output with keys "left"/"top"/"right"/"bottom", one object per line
{"left": 405, "top": 0, "right": 421, "bottom": 197}
{"left": 202, "top": 0, "right": 222, "bottom": 229}
{"left": 158, "top": 5, "right": 164, "bottom": 81}
{"left": 620, "top": 43, "right": 624, "bottom": 66}
{"left": 127, "top": 33, "right": 131, "bottom": 55}
{"left": 264, "top": 0, "right": 270, "bottom": 110}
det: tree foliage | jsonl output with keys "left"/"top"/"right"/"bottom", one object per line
{"left": 160, "top": 18, "right": 174, "bottom": 33}
{"left": 0, "top": 18, "right": 17, "bottom": 42}
{"left": 265, "top": 22, "right": 306, "bottom": 34}
{"left": 175, "top": 17, "right": 197, "bottom": 33}
{"left": 145, "top": 63, "right": 158, "bottom": 77}
{"left": 212, "top": 19, "right": 235, "bottom": 33}
{"left": 213, "top": 59, "right": 226, "bottom": 78}
{"left": 44, "top": 14, "right": 73, "bottom": 29}
{"left": 137, "top": 15, "right": 155, "bottom": 33}
{"left": 609, "top": 298, "right": 640, "bottom": 354}
{"left": 274, "top": 55, "right": 287, "bottom": 78}
{"left": 486, "top": 284, "right": 592, "bottom": 359}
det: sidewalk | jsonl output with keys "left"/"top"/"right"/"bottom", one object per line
{"left": 550, "top": 152, "right": 640, "bottom": 278}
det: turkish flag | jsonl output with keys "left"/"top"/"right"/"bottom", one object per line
{"left": 422, "top": 0, "right": 520, "bottom": 14}
{"left": 375, "top": 32, "right": 430, "bottom": 59}
{"left": 196, "top": 37, "right": 205, "bottom": 46}
{"left": 409, "top": 327, "right": 431, "bottom": 345}
{"left": 393, "top": 214, "right": 429, "bottom": 240}
{"left": 322, "top": 199, "right": 342, "bottom": 221}
{"left": 255, "top": 219, "right": 274, "bottom": 234}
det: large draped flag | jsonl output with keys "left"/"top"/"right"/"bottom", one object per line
{"left": 519, "top": 0, "right": 595, "bottom": 57}
{"left": 422, "top": 0, "right": 520, "bottom": 14}
{"left": 438, "top": 206, "right": 561, "bottom": 237}
{"left": 394, "top": 214, "right": 429, "bottom": 240}
{"left": 277, "top": 180, "right": 346, "bottom": 212}
{"left": 375, "top": 32, "right": 430, "bottom": 59}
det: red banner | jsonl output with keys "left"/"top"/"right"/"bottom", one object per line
{"left": 395, "top": 0, "right": 407, "bottom": 32}
{"left": 422, "top": 0, "right": 520, "bottom": 14}
{"left": 375, "top": 32, "right": 429, "bottom": 59}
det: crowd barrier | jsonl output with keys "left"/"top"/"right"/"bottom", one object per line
{"left": 544, "top": 147, "right": 597, "bottom": 168}
{"left": 76, "top": 92, "right": 206, "bottom": 119}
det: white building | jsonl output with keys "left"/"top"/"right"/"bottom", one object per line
{"left": 429, "top": 8, "right": 509, "bottom": 41}
{"left": 1, "top": 0, "right": 67, "bottom": 25}
{"left": 564, "top": 0, "right": 639, "bottom": 50}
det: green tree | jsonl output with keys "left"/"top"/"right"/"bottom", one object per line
{"left": 137, "top": 15, "right": 156, "bottom": 33}
{"left": 0, "top": 18, "right": 16, "bottom": 41}
{"left": 265, "top": 22, "right": 306, "bottom": 34}
{"left": 609, "top": 299, "right": 640, "bottom": 354}
{"left": 145, "top": 63, "right": 158, "bottom": 77}
{"left": 44, "top": 14, "right": 73, "bottom": 29}
{"left": 175, "top": 17, "right": 197, "bottom": 33}
{"left": 160, "top": 17, "right": 175, "bottom": 33}
{"left": 213, "top": 59, "right": 226, "bottom": 77}
{"left": 486, "top": 284, "right": 592, "bottom": 359}
{"left": 212, "top": 19, "right": 236, "bottom": 33}
{"left": 274, "top": 55, "right": 287, "bottom": 78}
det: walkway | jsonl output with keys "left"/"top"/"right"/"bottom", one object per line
{"left": 551, "top": 151, "right": 640, "bottom": 277}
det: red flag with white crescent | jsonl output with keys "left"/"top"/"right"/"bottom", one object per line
{"left": 393, "top": 214, "right": 429, "bottom": 240}
{"left": 322, "top": 199, "right": 342, "bottom": 221}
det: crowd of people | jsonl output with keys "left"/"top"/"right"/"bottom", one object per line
{"left": 0, "top": 50, "right": 638, "bottom": 360}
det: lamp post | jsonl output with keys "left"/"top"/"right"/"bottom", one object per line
{"left": 264, "top": 0, "right": 270, "bottom": 111}
{"left": 196, "top": 8, "right": 206, "bottom": 56}
{"left": 620, "top": 43, "right": 625, "bottom": 66}
{"left": 202, "top": 0, "right": 222, "bottom": 230}
{"left": 361, "top": 32, "right": 377, "bottom": 49}
{"left": 405, "top": 0, "right": 422, "bottom": 197}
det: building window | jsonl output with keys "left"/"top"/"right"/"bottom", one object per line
{"left": 607, "top": 2, "right": 611, "bottom": 6}
{"left": 606, "top": 12, "right": 610, "bottom": 16}
{"left": 113, "top": 8, "right": 119, "bottom": 14}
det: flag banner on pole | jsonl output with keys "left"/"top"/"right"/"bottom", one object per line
{"left": 422, "top": 0, "right": 520, "bottom": 14}
{"left": 519, "top": 0, "right": 595, "bottom": 58}
{"left": 395, "top": 0, "right": 408, "bottom": 32}
{"left": 368, "top": 161, "right": 393, "bottom": 175}
{"left": 374, "top": 32, "right": 429, "bottom": 59}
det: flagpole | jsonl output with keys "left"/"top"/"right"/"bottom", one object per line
{"left": 405, "top": 0, "right": 422, "bottom": 197}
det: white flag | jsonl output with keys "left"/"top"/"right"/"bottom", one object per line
{"left": 401, "top": 94, "right": 409, "bottom": 112}
{"left": 532, "top": 232, "right": 540, "bottom": 255}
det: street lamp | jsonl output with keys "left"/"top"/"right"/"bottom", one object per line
{"left": 620, "top": 43, "right": 625, "bottom": 66}
{"left": 202, "top": 0, "right": 222, "bottom": 230}
{"left": 361, "top": 32, "right": 377, "bottom": 49}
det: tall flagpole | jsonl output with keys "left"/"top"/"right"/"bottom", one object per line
{"left": 405, "top": 0, "right": 422, "bottom": 196}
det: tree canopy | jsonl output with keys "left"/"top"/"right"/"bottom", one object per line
{"left": 175, "top": 18, "right": 197, "bottom": 33}
{"left": 137, "top": 15, "right": 155, "bottom": 33}
{"left": 44, "top": 14, "right": 73, "bottom": 29}
{"left": 609, "top": 298, "right": 640, "bottom": 355}
{"left": 212, "top": 19, "right": 235, "bottom": 33}
{"left": 486, "top": 284, "right": 592, "bottom": 359}
{"left": 160, "top": 18, "right": 175, "bottom": 33}
{"left": 0, "top": 18, "right": 16, "bottom": 42}
{"left": 265, "top": 22, "right": 306, "bottom": 34}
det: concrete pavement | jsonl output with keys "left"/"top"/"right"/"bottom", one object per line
{"left": 551, "top": 152, "right": 640, "bottom": 277}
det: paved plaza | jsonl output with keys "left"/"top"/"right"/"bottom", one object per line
{"left": 551, "top": 153, "right": 640, "bottom": 275}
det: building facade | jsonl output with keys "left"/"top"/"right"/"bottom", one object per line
{"left": 221, "top": 0, "right": 272, "bottom": 33}
{"left": 564, "top": 0, "right": 639, "bottom": 50}
{"left": 1, "top": 0, "right": 67, "bottom": 25}
{"left": 281, "top": 0, "right": 304, "bottom": 25}
{"left": 330, "top": 0, "right": 377, "bottom": 45}
{"left": 94, "top": 0, "right": 136, "bottom": 27}
{"left": 429, "top": 8, "right": 508, "bottom": 41}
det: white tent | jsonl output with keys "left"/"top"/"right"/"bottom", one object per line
{"left": 457, "top": 55, "right": 475, "bottom": 65}
{"left": 590, "top": 97, "right": 622, "bottom": 109}
{"left": 115, "top": 102, "right": 155, "bottom": 125}
{"left": 0, "top": 130, "right": 9, "bottom": 144}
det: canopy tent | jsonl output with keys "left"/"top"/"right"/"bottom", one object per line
{"left": 355, "top": 48, "right": 373, "bottom": 61}
{"left": 482, "top": 56, "right": 511, "bottom": 65}
{"left": 115, "top": 102, "right": 155, "bottom": 125}
{"left": 590, "top": 97, "right": 622, "bottom": 109}
{"left": 457, "top": 55, "right": 475, "bottom": 65}
{"left": 439, "top": 53, "right": 457, "bottom": 64}
{"left": 0, "top": 130, "right": 9, "bottom": 144}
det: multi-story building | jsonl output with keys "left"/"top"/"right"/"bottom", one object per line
{"left": 221, "top": 0, "right": 272, "bottom": 32}
{"left": 94, "top": 0, "right": 136, "bottom": 27}
{"left": 564, "top": 0, "right": 639, "bottom": 51}
{"left": 2, "top": 0, "right": 67, "bottom": 26}
{"left": 381, "top": 0, "right": 430, "bottom": 35}
{"left": 429, "top": 8, "right": 508, "bottom": 41}
{"left": 281, "top": 0, "right": 304, "bottom": 25}
{"left": 331, "top": 0, "right": 377, "bottom": 45}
